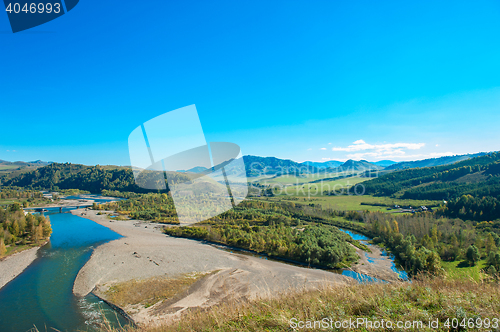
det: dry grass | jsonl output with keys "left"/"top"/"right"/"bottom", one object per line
{"left": 104, "top": 272, "right": 210, "bottom": 308}
{"left": 99, "top": 276, "right": 500, "bottom": 332}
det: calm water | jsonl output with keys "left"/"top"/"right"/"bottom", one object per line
{"left": 0, "top": 209, "right": 129, "bottom": 332}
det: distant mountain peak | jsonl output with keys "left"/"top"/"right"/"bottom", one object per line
{"left": 338, "top": 159, "right": 382, "bottom": 171}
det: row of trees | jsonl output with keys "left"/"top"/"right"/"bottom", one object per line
{"left": 98, "top": 193, "right": 179, "bottom": 224}
{"left": 99, "top": 196, "right": 359, "bottom": 268}
{"left": 339, "top": 210, "right": 500, "bottom": 273}
{"left": 165, "top": 222, "right": 358, "bottom": 269}
{"left": 0, "top": 188, "right": 45, "bottom": 200}
{"left": 436, "top": 194, "right": 500, "bottom": 222}
{"left": 0, "top": 187, "right": 52, "bottom": 207}
{"left": 272, "top": 200, "right": 499, "bottom": 274}
{"left": 0, "top": 203, "right": 52, "bottom": 257}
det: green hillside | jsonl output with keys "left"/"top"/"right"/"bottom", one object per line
{"left": 1, "top": 163, "right": 191, "bottom": 193}
{"left": 242, "top": 155, "right": 318, "bottom": 177}
{"left": 386, "top": 152, "right": 488, "bottom": 170}
{"left": 0, "top": 159, "right": 52, "bottom": 182}
{"left": 362, "top": 152, "right": 500, "bottom": 200}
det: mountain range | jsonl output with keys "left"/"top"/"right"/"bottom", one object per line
{"left": 0, "top": 159, "right": 52, "bottom": 167}
{"left": 1, "top": 152, "right": 493, "bottom": 183}
{"left": 238, "top": 153, "right": 491, "bottom": 178}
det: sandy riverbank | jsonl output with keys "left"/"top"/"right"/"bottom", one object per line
{"left": 72, "top": 210, "right": 356, "bottom": 325}
{"left": 349, "top": 244, "right": 400, "bottom": 282}
{"left": 0, "top": 246, "right": 41, "bottom": 290}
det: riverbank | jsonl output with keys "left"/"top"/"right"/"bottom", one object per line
{"left": 71, "top": 210, "right": 356, "bottom": 326}
{"left": 0, "top": 246, "right": 41, "bottom": 290}
{"left": 349, "top": 244, "right": 400, "bottom": 281}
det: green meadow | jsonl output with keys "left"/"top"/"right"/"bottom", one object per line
{"left": 255, "top": 194, "right": 442, "bottom": 212}
{"left": 441, "top": 259, "right": 491, "bottom": 282}
{"left": 0, "top": 165, "right": 18, "bottom": 171}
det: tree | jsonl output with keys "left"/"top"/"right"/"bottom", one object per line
{"left": 42, "top": 217, "right": 52, "bottom": 238}
{"left": 425, "top": 250, "right": 442, "bottom": 274}
{"left": 391, "top": 220, "right": 399, "bottom": 233}
{"left": 486, "top": 233, "right": 497, "bottom": 255}
{"left": 487, "top": 265, "right": 497, "bottom": 277}
{"left": 3, "top": 230, "right": 13, "bottom": 245}
{"left": 0, "top": 238, "right": 6, "bottom": 257}
{"left": 431, "top": 225, "right": 439, "bottom": 245}
{"left": 11, "top": 220, "right": 20, "bottom": 237}
{"left": 9, "top": 203, "right": 21, "bottom": 212}
{"left": 466, "top": 245, "right": 480, "bottom": 266}
{"left": 487, "top": 252, "right": 500, "bottom": 271}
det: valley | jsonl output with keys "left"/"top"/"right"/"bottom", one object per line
{"left": 1, "top": 150, "right": 499, "bottom": 331}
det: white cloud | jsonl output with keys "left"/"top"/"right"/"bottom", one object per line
{"left": 347, "top": 151, "right": 454, "bottom": 160}
{"left": 332, "top": 140, "right": 425, "bottom": 152}
{"left": 307, "top": 148, "right": 312, "bottom": 151}
{"left": 330, "top": 139, "right": 434, "bottom": 160}
{"left": 320, "top": 148, "right": 327, "bottom": 150}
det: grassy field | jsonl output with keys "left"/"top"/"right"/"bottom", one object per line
{"left": 0, "top": 197, "right": 51, "bottom": 207}
{"left": 253, "top": 172, "right": 354, "bottom": 186}
{"left": 4, "top": 242, "right": 43, "bottom": 257}
{"left": 282, "top": 177, "right": 369, "bottom": 197}
{"left": 0, "top": 165, "right": 19, "bottom": 171}
{"left": 0, "top": 199, "right": 16, "bottom": 206}
{"left": 104, "top": 272, "right": 211, "bottom": 309}
{"left": 441, "top": 259, "right": 490, "bottom": 282}
{"left": 255, "top": 195, "right": 442, "bottom": 212}
{"left": 101, "top": 277, "right": 500, "bottom": 332}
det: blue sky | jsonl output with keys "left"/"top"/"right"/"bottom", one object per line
{"left": 1, "top": 0, "right": 500, "bottom": 165}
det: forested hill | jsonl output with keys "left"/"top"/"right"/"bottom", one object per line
{"left": 242, "top": 156, "right": 382, "bottom": 177}
{"left": 362, "top": 152, "right": 500, "bottom": 200}
{"left": 385, "top": 152, "right": 488, "bottom": 170}
{"left": 0, "top": 159, "right": 52, "bottom": 181}
{"left": 242, "top": 155, "right": 318, "bottom": 177}
{"left": 1, "top": 163, "right": 191, "bottom": 193}
{"left": 336, "top": 159, "right": 382, "bottom": 171}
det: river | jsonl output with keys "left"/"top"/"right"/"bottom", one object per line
{"left": 0, "top": 204, "right": 129, "bottom": 332}
{"left": 337, "top": 228, "right": 409, "bottom": 281}
{"left": 0, "top": 197, "right": 407, "bottom": 331}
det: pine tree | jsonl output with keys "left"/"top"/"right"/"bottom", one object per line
{"left": 466, "top": 245, "right": 480, "bottom": 266}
